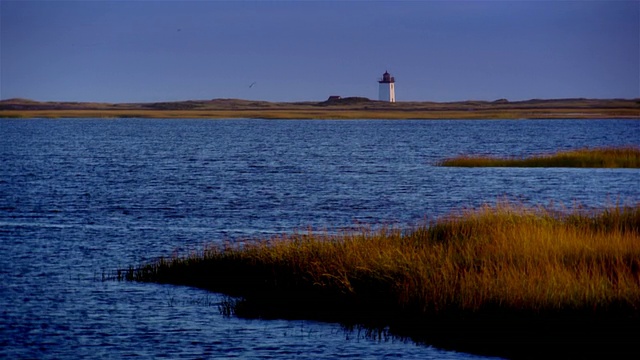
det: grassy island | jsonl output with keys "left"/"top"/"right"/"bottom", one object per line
{"left": 122, "top": 203, "right": 640, "bottom": 358}
{"left": 437, "top": 146, "right": 640, "bottom": 168}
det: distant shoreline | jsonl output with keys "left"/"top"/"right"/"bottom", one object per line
{"left": 1, "top": 97, "right": 638, "bottom": 120}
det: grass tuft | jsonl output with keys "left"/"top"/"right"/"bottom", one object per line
{"left": 122, "top": 202, "right": 640, "bottom": 358}
{"left": 437, "top": 146, "right": 640, "bottom": 168}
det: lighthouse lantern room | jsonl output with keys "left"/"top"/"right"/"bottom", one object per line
{"left": 378, "top": 71, "right": 396, "bottom": 102}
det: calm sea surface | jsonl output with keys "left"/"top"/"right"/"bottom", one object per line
{"left": 1, "top": 118, "right": 638, "bottom": 359}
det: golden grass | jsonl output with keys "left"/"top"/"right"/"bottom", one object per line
{"left": 122, "top": 202, "right": 640, "bottom": 356}
{"left": 437, "top": 146, "right": 640, "bottom": 168}
{"left": 125, "top": 203, "right": 640, "bottom": 314}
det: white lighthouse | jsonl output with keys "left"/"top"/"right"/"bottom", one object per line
{"left": 378, "top": 71, "right": 395, "bottom": 102}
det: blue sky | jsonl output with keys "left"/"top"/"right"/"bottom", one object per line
{"left": 1, "top": 0, "right": 638, "bottom": 103}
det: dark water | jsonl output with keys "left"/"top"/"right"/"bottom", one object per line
{"left": 1, "top": 118, "right": 638, "bottom": 359}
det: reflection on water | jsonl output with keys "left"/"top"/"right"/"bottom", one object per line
{"left": 1, "top": 118, "right": 638, "bottom": 359}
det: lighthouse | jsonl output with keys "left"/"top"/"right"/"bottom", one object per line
{"left": 378, "top": 71, "right": 395, "bottom": 102}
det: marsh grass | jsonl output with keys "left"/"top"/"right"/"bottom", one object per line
{"left": 437, "top": 146, "right": 640, "bottom": 168}
{"left": 123, "top": 203, "right": 640, "bottom": 357}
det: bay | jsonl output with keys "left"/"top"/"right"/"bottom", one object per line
{"left": 1, "top": 118, "right": 638, "bottom": 359}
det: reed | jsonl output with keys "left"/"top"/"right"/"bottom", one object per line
{"left": 123, "top": 202, "right": 640, "bottom": 358}
{"left": 437, "top": 146, "right": 640, "bottom": 168}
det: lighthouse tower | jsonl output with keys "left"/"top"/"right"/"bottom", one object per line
{"left": 378, "top": 71, "right": 395, "bottom": 102}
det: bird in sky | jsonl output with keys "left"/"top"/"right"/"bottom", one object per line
{"left": 249, "top": 82, "right": 257, "bottom": 88}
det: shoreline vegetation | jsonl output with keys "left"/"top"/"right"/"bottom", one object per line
{"left": 2, "top": 97, "right": 639, "bottom": 120}
{"left": 121, "top": 203, "right": 640, "bottom": 359}
{"left": 437, "top": 146, "right": 640, "bottom": 168}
